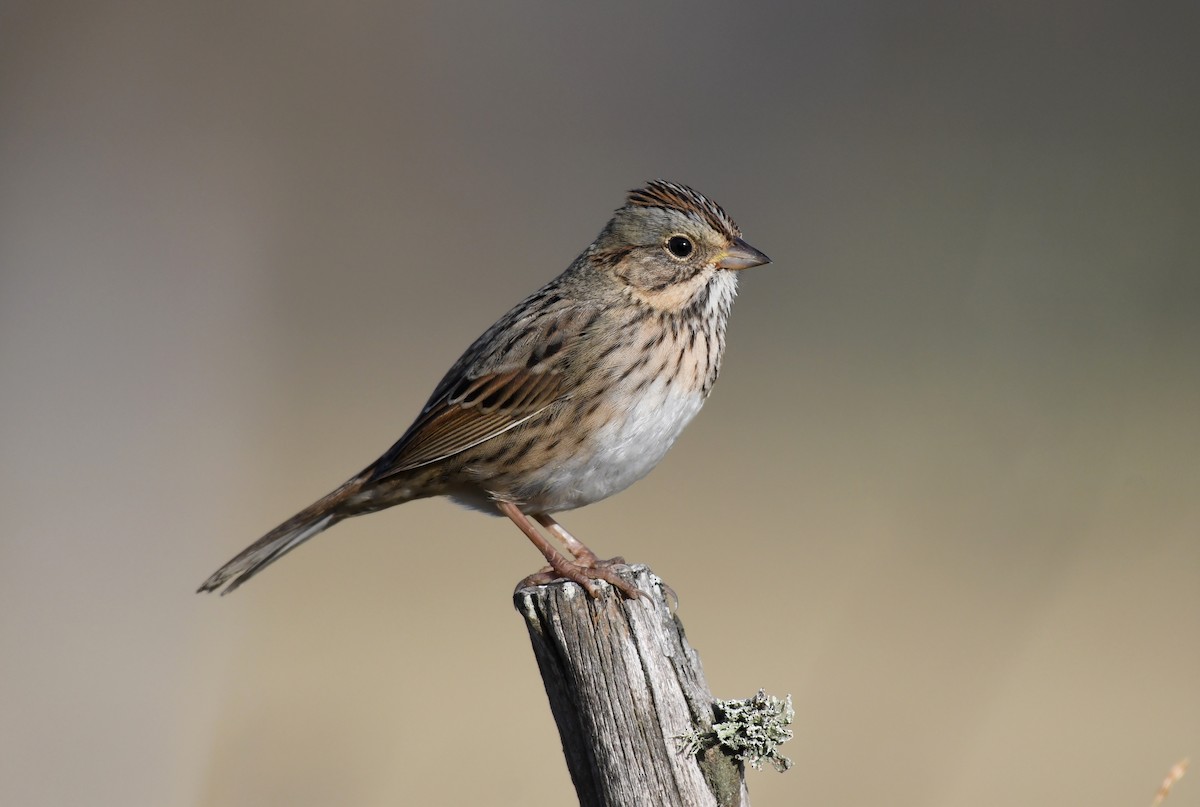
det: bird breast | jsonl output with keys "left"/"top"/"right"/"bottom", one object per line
{"left": 524, "top": 380, "right": 707, "bottom": 512}
{"left": 516, "top": 270, "right": 738, "bottom": 513}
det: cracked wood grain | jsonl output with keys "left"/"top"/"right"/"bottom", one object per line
{"left": 515, "top": 565, "right": 749, "bottom": 807}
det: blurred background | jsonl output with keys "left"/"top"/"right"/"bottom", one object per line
{"left": 2, "top": 2, "right": 1198, "bottom": 805}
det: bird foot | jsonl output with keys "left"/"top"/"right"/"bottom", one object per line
{"left": 520, "top": 555, "right": 640, "bottom": 599}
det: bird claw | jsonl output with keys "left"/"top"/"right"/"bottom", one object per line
{"left": 519, "top": 556, "right": 640, "bottom": 599}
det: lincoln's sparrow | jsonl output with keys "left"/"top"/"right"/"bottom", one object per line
{"left": 199, "top": 180, "right": 770, "bottom": 599}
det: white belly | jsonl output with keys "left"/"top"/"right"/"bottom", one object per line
{"left": 525, "top": 381, "right": 706, "bottom": 512}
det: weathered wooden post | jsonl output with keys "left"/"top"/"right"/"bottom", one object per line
{"left": 515, "top": 564, "right": 792, "bottom": 807}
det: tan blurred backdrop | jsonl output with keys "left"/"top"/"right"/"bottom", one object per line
{"left": 2, "top": 2, "right": 1198, "bottom": 806}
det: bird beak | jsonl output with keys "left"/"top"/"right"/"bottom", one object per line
{"left": 716, "top": 237, "right": 771, "bottom": 270}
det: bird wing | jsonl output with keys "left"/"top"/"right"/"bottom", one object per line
{"left": 368, "top": 296, "right": 601, "bottom": 478}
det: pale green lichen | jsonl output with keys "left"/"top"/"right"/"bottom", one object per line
{"left": 678, "top": 690, "right": 794, "bottom": 773}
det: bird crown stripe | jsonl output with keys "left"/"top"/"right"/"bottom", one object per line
{"left": 624, "top": 180, "right": 741, "bottom": 238}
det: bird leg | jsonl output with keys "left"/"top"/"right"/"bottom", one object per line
{"left": 498, "top": 502, "right": 639, "bottom": 599}
{"left": 533, "top": 513, "right": 627, "bottom": 568}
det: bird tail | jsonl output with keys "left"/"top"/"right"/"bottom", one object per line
{"left": 197, "top": 476, "right": 366, "bottom": 595}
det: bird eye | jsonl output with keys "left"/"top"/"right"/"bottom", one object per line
{"left": 665, "top": 235, "right": 693, "bottom": 259}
